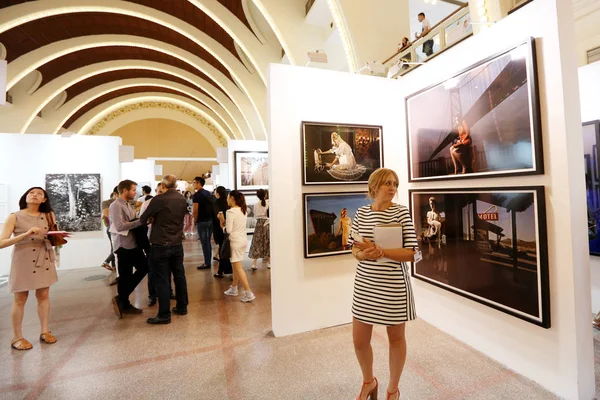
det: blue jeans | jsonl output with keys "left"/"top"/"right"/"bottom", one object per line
{"left": 149, "top": 244, "right": 188, "bottom": 318}
{"left": 196, "top": 221, "right": 213, "bottom": 266}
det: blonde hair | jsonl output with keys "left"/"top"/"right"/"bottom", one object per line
{"left": 367, "top": 168, "right": 399, "bottom": 199}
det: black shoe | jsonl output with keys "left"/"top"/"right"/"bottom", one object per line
{"left": 123, "top": 305, "right": 143, "bottom": 315}
{"left": 147, "top": 316, "right": 171, "bottom": 324}
{"left": 172, "top": 307, "right": 188, "bottom": 316}
{"left": 148, "top": 297, "right": 157, "bottom": 307}
{"left": 170, "top": 293, "right": 176, "bottom": 300}
{"left": 213, "top": 257, "right": 219, "bottom": 261}
{"left": 111, "top": 296, "right": 122, "bottom": 319}
{"left": 109, "top": 277, "right": 119, "bottom": 286}
{"left": 213, "top": 273, "right": 224, "bottom": 279}
{"left": 197, "top": 265, "right": 211, "bottom": 270}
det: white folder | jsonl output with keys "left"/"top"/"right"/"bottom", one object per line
{"left": 374, "top": 223, "right": 403, "bottom": 263}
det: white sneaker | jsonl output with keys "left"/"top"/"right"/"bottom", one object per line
{"left": 224, "top": 286, "right": 239, "bottom": 296}
{"left": 240, "top": 291, "right": 256, "bottom": 302}
{"left": 251, "top": 265, "right": 258, "bottom": 271}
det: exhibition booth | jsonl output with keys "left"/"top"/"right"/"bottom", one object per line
{"left": 269, "top": 0, "right": 595, "bottom": 398}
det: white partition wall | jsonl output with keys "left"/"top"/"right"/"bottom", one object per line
{"left": 269, "top": 0, "right": 594, "bottom": 397}
{"left": 0, "top": 134, "right": 121, "bottom": 275}
{"left": 121, "top": 159, "right": 156, "bottom": 189}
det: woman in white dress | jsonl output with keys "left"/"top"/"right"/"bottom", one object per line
{"left": 319, "top": 132, "right": 357, "bottom": 169}
{"left": 219, "top": 190, "right": 255, "bottom": 303}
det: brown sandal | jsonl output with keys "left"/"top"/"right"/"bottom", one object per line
{"left": 39, "top": 332, "right": 57, "bottom": 344}
{"left": 11, "top": 338, "right": 33, "bottom": 350}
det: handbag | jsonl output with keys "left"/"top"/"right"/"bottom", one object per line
{"left": 220, "top": 233, "right": 231, "bottom": 260}
{"left": 46, "top": 213, "right": 68, "bottom": 247}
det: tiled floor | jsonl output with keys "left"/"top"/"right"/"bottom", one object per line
{"left": 0, "top": 239, "right": 565, "bottom": 399}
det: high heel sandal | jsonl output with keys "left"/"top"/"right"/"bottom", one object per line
{"left": 386, "top": 388, "right": 399, "bottom": 400}
{"left": 356, "top": 377, "right": 378, "bottom": 400}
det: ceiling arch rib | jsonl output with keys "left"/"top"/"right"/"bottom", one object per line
{"left": 2, "top": 36, "right": 263, "bottom": 138}
{"left": 70, "top": 93, "right": 228, "bottom": 145}
{"left": 0, "top": 0, "right": 267, "bottom": 135}
{"left": 33, "top": 78, "right": 241, "bottom": 139}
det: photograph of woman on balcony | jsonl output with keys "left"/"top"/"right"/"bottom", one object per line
{"left": 406, "top": 40, "right": 540, "bottom": 182}
{"left": 411, "top": 189, "right": 549, "bottom": 327}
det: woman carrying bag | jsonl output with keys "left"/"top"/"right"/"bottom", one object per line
{"left": 0, "top": 187, "right": 69, "bottom": 350}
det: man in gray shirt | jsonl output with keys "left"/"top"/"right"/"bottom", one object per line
{"left": 141, "top": 175, "right": 189, "bottom": 324}
{"left": 109, "top": 179, "right": 148, "bottom": 319}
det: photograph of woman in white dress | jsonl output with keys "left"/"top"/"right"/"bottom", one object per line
{"left": 303, "top": 122, "right": 382, "bottom": 185}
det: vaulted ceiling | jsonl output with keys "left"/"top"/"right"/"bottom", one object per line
{"left": 0, "top": 0, "right": 286, "bottom": 142}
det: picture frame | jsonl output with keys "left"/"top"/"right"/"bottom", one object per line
{"left": 303, "top": 191, "right": 370, "bottom": 258}
{"left": 409, "top": 186, "right": 550, "bottom": 328}
{"left": 234, "top": 151, "right": 268, "bottom": 191}
{"left": 301, "top": 122, "right": 383, "bottom": 186}
{"left": 245, "top": 192, "right": 259, "bottom": 235}
{"left": 405, "top": 37, "right": 543, "bottom": 182}
{"left": 45, "top": 174, "right": 102, "bottom": 232}
{"left": 583, "top": 120, "right": 600, "bottom": 256}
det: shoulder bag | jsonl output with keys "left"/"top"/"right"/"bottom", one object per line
{"left": 220, "top": 232, "right": 231, "bottom": 260}
{"left": 46, "top": 213, "right": 68, "bottom": 247}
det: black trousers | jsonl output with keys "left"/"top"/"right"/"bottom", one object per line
{"left": 148, "top": 256, "right": 173, "bottom": 300}
{"left": 115, "top": 247, "right": 148, "bottom": 308}
{"left": 104, "top": 228, "right": 115, "bottom": 266}
{"left": 149, "top": 244, "right": 188, "bottom": 319}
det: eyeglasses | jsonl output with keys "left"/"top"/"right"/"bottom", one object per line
{"left": 383, "top": 180, "right": 399, "bottom": 188}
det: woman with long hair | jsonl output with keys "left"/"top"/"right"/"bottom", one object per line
{"left": 212, "top": 186, "right": 232, "bottom": 278}
{"left": 318, "top": 132, "right": 357, "bottom": 169}
{"left": 249, "top": 189, "right": 270, "bottom": 270}
{"left": 351, "top": 168, "right": 418, "bottom": 400}
{"left": 219, "top": 190, "right": 255, "bottom": 302}
{"left": 183, "top": 190, "right": 194, "bottom": 235}
{"left": 0, "top": 187, "right": 67, "bottom": 350}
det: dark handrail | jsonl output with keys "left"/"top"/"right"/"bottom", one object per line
{"left": 383, "top": 3, "right": 469, "bottom": 64}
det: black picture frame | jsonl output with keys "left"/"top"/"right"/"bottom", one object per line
{"left": 233, "top": 151, "right": 268, "bottom": 191}
{"left": 303, "top": 191, "right": 370, "bottom": 258}
{"left": 405, "top": 37, "right": 543, "bottom": 182}
{"left": 301, "top": 121, "right": 384, "bottom": 186}
{"left": 583, "top": 120, "right": 600, "bottom": 256}
{"left": 244, "top": 192, "right": 259, "bottom": 235}
{"left": 409, "top": 186, "right": 550, "bottom": 328}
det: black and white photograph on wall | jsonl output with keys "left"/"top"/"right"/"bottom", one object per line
{"left": 245, "top": 193, "right": 259, "bottom": 235}
{"left": 303, "top": 192, "right": 370, "bottom": 258}
{"left": 302, "top": 122, "right": 383, "bottom": 185}
{"left": 583, "top": 121, "right": 600, "bottom": 256}
{"left": 234, "top": 151, "right": 268, "bottom": 191}
{"left": 410, "top": 187, "right": 550, "bottom": 327}
{"left": 406, "top": 38, "right": 542, "bottom": 182}
{"left": 45, "top": 174, "right": 102, "bottom": 232}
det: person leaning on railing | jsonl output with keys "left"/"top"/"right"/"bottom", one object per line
{"left": 397, "top": 37, "right": 412, "bottom": 52}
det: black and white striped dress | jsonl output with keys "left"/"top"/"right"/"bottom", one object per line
{"left": 351, "top": 204, "right": 418, "bottom": 326}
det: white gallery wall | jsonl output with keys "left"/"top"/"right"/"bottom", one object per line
{"left": 579, "top": 61, "right": 600, "bottom": 311}
{"left": 0, "top": 134, "right": 121, "bottom": 275}
{"left": 121, "top": 159, "right": 156, "bottom": 188}
{"left": 269, "top": 0, "right": 594, "bottom": 397}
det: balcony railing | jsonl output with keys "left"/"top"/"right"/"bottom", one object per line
{"left": 383, "top": 4, "right": 473, "bottom": 77}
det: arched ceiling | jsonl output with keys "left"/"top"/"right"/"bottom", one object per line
{"left": 0, "top": 0, "right": 281, "bottom": 140}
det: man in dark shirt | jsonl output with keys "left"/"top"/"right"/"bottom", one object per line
{"left": 192, "top": 176, "right": 214, "bottom": 270}
{"left": 141, "top": 174, "right": 189, "bottom": 325}
{"left": 142, "top": 185, "right": 153, "bottom": 201}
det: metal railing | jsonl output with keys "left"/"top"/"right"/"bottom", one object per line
{"left": 383, "top": 4, "right": 473, "bottom": 77}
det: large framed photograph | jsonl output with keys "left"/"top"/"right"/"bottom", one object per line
{"left": 406, "top": 38, "right": 542, "bottom": 182}
{"left": 45, "top": 174, "right": 102, "bottom": 232}
{"left": 245, "top": 193, "right": 259, "bottom": 235}
{"left": 410, "top": 187, "right": 550, "bottom": 328}
{"left": 584, "top": 121, "right": 600, "bottom": 256}
{"left": 302, "top": 122, "right": 383, "bottom": 185}
{"left": 303, "top": 192, "right": 370, "bottom": 258}
{"left": 234, "top": 151, "right": 268, "bottom": 191}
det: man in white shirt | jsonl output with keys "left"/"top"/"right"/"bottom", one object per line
{"left": 415, "top": 12, "right": 434, "bottom": 56}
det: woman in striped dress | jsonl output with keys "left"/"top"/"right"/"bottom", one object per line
{"left": 351, "top": 168, "right": 418, "bottom": 400}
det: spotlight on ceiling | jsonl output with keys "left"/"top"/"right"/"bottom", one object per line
{"left": 305, "top": 50, "right": 328, "bottom": 66}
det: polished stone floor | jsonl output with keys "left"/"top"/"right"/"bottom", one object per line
{"left": 0, "top": 238, "right": 567, "bottom": 399}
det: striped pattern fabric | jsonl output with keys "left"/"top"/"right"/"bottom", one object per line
{"left": 351, "top": 204, "right": 418, "bottom": 326}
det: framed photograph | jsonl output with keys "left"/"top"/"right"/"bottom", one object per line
{"left": 302, "top": 122, "right": 383, "bottom": 185}
{"left": 410, "top": 187, "right": 550, "bottom": 328}
{"left": 245, "top": 193, "right": 259, "bottom": 235}
{"left": 406, "top": 37, "right": 542, "bottom": 182}
{"left": 583, "top": 121, "right": 600, "bottom": 256}
{"left": 303, "top": 192, "right": 370, "bottom": 258}
{"left": 234, "top": 151, "right": 268, "bottom": 191}
{"left": 45, "top": 174, "right": 102, "bottom": 232}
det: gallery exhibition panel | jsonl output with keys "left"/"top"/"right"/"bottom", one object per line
{"left": 268, "top": 0, "right": 594, "bottom": 397}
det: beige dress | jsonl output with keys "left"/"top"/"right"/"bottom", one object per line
{"left": 8, "top": 211, "right": 58, "bottom": 293}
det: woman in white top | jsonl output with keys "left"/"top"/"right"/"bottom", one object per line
{"left": 319, "top": 132, "right": 357, "bottom": 169}
{"left": 219, "top": 190, "right": 255, "bottom": 303}
{"left": 249, "top": 189, "right": 270, "bottom": 270}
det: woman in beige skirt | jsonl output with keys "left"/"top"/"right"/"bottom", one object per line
{"left": 0, "top": 187, "right": 64, "bottom": 350}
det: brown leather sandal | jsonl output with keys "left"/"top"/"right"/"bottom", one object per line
{"left": 11, "top": 338, "right": 33, "bottom": 350}
{"left": 39, "top": 332, "right": 57, "bottom": 344}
